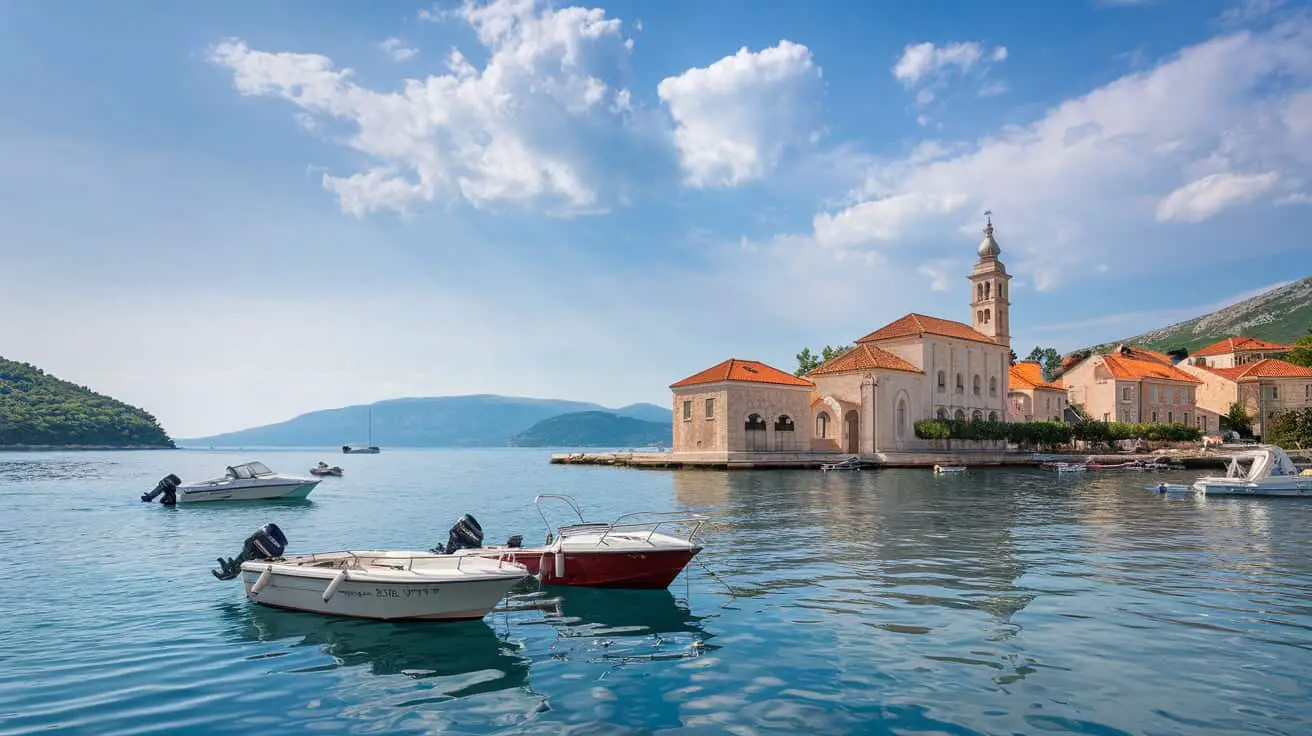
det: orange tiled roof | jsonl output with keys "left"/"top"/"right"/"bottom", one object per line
{"left": 806, "top": 344, "right": 923, "bottom": 377}
{"left": 1203, "top": 358, "right": 1312, "bottom": 381}
{"left": 1009, "top": 361, "right": 1065, "bottom": 391}
{"left": 856, "top": 313, "right": 996, "bottom": 346}
{"left": 1102, "top": 347, "right": 1201, "bottom": 383}
{"left": 670, "top": 358, "right": 814, "bottom": 389}
{"left": 1193, "top": 336, "right": 1292, "bottom": 357}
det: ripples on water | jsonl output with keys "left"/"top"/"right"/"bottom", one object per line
{"left": 2, "top": 449, "right": 1311, "bottom": 735}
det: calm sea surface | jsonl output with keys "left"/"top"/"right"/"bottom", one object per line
{"left": 2, "top": 448, "right": 1311, "bottom": 735}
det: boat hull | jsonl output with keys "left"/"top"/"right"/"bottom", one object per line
{"left": 238, "top": 565, "right": 525, "bottom": 620}
{"left": 467, "top": 546, "right": 701, "bottom": 589}
{"left": 177, "top": 479, "right": 320, "bottom": 503}
{"left": 1192, "top": 479, "right": 1312, "bottom": 497}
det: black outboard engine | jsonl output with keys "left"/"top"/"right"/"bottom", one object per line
{"left": 506, "top": 535, "right": 523, "bottom": 548}
{"left": 433, "top": 514, "right": 484, "bottom": 555}
{"left": 211, "top": 522, "right": 287, "bottom": 580}
{"left": 141, "top": 474, "right": 182, "bottom": 505}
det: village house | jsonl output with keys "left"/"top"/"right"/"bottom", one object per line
{"left": 669, "top": 217, "right": 1014, "bottom": 456}
{"left": 1178, "top": 354, "right": 1312, "bottom": 437}
{"left": 1008, "top": 360, "right": 1069, "bottom": 422}
{"left": 1059, "top": 344, "right": 1221, "bottom": 430}
{"left": 1186, "top": 336, "right": 1291, "bottom": 369}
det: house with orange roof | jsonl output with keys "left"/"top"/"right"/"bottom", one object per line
{"left": 1178, "top": 358, "right": 1312, "bottom": 437}
{"left": 1187, "top": 336, "right": 1291, "bottom": 370}
{"left": 1008, "top": 361, "right": 1069, "bottom": 422}
{"left": 1061, "top": 344, "right": 1220, "bottom": 430}
{"left": 670, "top": 217, "right": 1014, "bottom": 455}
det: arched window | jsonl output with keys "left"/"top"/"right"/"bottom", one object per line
{"left": 955, "top": 373, "right": 964, "bottom": 393}
{"left": 972, "top": 374, "right": 981, "bottom": 395}
{"left": 984, "top": 282, "right": 991, "bottom": 300}
{"left": 816, "top": 411, "right": 830, "bottom": 439}
{"left": 896, "top": 399, "right": 908, "bottom": 439}
{"left": 745, "top": 413, "right": 767, "bottom": 451}
{"left": 936, "top": 407, "right": 948, "bottom": 419}
{"left": 745, "top": 414, "right": 767, "bottom": 431}
{"left": 977, "top": 283, "right": 984, "bottom": 301}
{"left": 989, "top": 376, "right": 997, "bottom": 397}
{"left": 773, "top": 415, "right": 795, "bottom": 451}
{"left": 971, "top": 409, "right": 983, "bottom": 422}
{"left": 774, "top": 415, "right": 795, "bottom": 432}
{"left": 988, "top": 411, "right": 999, "bottom": 422}
{"left": 983, "top": 308, "right": 991, "bottom": 324}
{"left": 954, "top": 409, "right": 966, "bottom": 421}
{"left": 937, "top": 370, "right": 946, "bottom": 392}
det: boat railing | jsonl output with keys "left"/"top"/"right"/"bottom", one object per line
{"left": 301, "top": 549, "right": 521, "bottom": 572}
{"left": 589, "top": 511, "right": 707, "bottom": 546}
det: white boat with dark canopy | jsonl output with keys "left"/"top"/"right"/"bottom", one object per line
{"left": 211, "top": 523, "right": 531, "bottom": 621}
{"left": 1190, "top": 444, "right": 1312, "bottom": 497}
{"left": 140, "top": 461, "right": 320, "bottom": 505}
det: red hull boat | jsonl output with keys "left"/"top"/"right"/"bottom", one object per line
{"left": 454, "top": 495, "right": 706, "bottom": 590}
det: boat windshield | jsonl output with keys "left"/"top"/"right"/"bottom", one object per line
{"left": 230, "top": 461, "right": 274, "bottom": 478}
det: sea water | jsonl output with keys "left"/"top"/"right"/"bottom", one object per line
{"left": 2, "top": 448, "right": 1310, "bottom": 735}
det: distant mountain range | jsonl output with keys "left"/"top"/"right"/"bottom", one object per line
{"left": 1084, "top": 276, "right": 1312, "bottom": 355}
{"left": 179, "top": 395, "right": 672, "bottom": 448}
{"left": 507, "top": 411, "right": 671, "bottom": 448}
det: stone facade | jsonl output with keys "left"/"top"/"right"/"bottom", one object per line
{"left": 1060, "top": 346, "right": 1221, "bottom": 429}
{"left": 1179, "top": 359, "right": 1312, "bottom": 436}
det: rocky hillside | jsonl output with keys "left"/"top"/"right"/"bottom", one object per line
{"left": 1088, "top": 277, "right": 1312, "bottom": 355}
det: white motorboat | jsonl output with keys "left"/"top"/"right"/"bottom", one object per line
{"left": 1191, "top": 444, "right": 1312, "bottom": 497}
{"left": 933, "top": 464, "right": 967, "bottom": 473}
{"left": 140, "top": 461, "right": 320, "bottom": 505}
{"left": 821, "top": 457, "right": 863, "bottom": 472}
{"left": 212, "top": 523, "right": 530, "bottom": 621}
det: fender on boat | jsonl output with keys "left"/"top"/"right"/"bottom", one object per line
{"left": 322, "top": 570, "right": 348, "bottom": 602}
{"left": 554, "top": 548, "right": 565, "bottom": 580}
{"left": 250, "top": 566, "right": 273, "bottom": 596}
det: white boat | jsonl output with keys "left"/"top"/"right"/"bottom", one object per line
{"left": 1051, "top": 462, "right": 1087, "bottom": 473}
{"left": 821, "top": 457, "right": 863, "bottom": 472}
{"left": 933, "top": 464, "right": 967, "bottom": 473}
{"left": 343, "top": 407, "right": 382, "bottom": 454}
{"left": 1191, "top": 444, "right": 1312, "bottom": 497}
{"left": 212, "top": 523, "right": 530, "bottom": 621}
{"left": 140, "top": 461, "right": 320, "bottom": 505}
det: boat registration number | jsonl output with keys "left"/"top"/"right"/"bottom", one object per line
{"left": 375, "top": 587, "right": 439, "bottom": 598}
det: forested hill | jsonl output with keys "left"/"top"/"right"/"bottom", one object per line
{"left": 0, "top": 357, "right": 174, "bottom": 448}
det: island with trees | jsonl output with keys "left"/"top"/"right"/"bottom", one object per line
{"left": 0, "top": 357, "right": 174, "bottom": 449}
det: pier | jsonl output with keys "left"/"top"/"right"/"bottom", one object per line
{"left": 549, "top": 448, "right": 1264, "bottom": 470}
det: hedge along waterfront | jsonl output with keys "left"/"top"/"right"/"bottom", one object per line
{"left": 913, "top": 419, "right": 1202, "bottom": 449}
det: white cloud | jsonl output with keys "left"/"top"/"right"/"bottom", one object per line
{"left": 1219, "top": 0, "right": 1287, "bottom": 26}
{"left": 209, "top": 0, "right": 637, "bottom": 216}
{"left": 1275, "top": 191, "right": 1312, "bottom": 206}
{"left": 379, "top": 37, "right": 418, "bottom": 61}
{"left": 1155, "top": 171, "right": 1279, "bottom": 222}
{"left": 656, "top": 40, "right": 823, "bottom": 188}
{"left": 917, "top": 258, "right": 961, "bottom": 292}
{"left": 767, "top": 20, "right": 1312, "bottom": 292}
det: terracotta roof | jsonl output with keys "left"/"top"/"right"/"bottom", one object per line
{"left": 1193, "top": 336, "right": 1291, "bottom": 357}
{"left": 1009, "top": 361, "right": 1065, "bottom": 391}
{"left": 1102, "top": 347, "right": 1201, "bottom": 383}
{"left": 1202, "top": 358, "right": 1312, "bottom": 381}
{"left": 806, "top": 344, "right": 923, "bottom": 377}
{"left": 670, "top": 358, "right": 814, "bottom": 389}
{"left": 856, "top": 313, "right": 997, "bottom": 346}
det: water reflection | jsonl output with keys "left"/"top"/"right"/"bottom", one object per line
{"left": 219, "top": 602, "right": 532, "bottom": 696}
{"left": 544, "top": 586, "right": 710, "bottom": 639}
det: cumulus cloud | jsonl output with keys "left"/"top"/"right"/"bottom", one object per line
{"left": 892, "top": 41, "right": 1006, "bottom": 87}
{"left": 768, "top": 20, "right": 1312, "bottom": 292}
{"left": 657, "top": 40, "right": 823, "bottom": 188}
{"left": 1155, "top": 171, "right": 1280, "bottom": 222}
{"left": 379, "top": 37, "right": 418, "bottom": 61}
{"left": 209, "top": 0, "right": 636, "bottom": 216}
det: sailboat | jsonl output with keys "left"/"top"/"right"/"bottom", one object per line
{"left": 342, "top": 406, "right": 382, "bottom": 454}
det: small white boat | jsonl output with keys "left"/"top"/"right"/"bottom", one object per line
{"left": 310, "top": 462, "right": 344, "bottom": 477}
{"left": 933, "top": 464, "right": 967, "bottom": 473}
{"left": 1051, "top": 462, "right": 1087, "bottom": 473}
{"left": 821, "top": 457, "right": 863, "bottom": 472}
{"left": 342, "top": 445, "right": 381, "bottom": 454}
{"left": 1191, "top": 444, "right": 1312, "bottom": 497}
{"left": 141, "top": 461, "right": 320, "bottom": 505}
{"left": 212, "top": 523, "right": 530, "bottom": 621}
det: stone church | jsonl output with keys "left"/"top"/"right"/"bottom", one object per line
{"left": 670, "top": 217, "right": 1015, "bottom": 456}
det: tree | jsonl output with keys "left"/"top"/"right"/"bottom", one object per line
{"left": 795, "top": 345, "right": 852, "bottom": 376}
{"left": 1025, "top": 346, "right": 1063, "bottom": 382}
{"left": 1221, "top": 402, "right": 1253, "bottom": 437}
{"left": 1284, "top": 328, "right": 1312, "bottom": 368}
{"left": 1266, "top": 407, "right": 1312, "bottom": 449}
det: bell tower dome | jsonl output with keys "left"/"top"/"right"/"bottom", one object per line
{"left": 968, "top": 211, "right": 1012, "bottom": 348}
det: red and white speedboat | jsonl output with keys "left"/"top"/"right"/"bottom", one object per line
{"left": 446, "top": 495, "right": 706, "bottom": 589}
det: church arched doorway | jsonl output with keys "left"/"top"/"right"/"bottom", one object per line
{"left": 844, "top": 410, "right": 860, "bottom": 454}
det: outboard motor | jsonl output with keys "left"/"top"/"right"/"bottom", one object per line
{"left": 433, "top": 514, "right": 484, "bottom": 554}
{"left": 211, "top": 522, "right": 288, "bottom": 580}
{"left": 506, "top": 535, "right": 523, "bottom": 549}
{"left": 141, "top": 474, "right": 182, "bottom": 505}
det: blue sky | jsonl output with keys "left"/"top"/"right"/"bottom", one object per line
{"left": 1, "top": 0, "right": 1309, "bottom": 438}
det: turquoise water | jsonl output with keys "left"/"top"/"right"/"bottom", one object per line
{"left": 3, "top": 448, "right": 1311, "bottom": 735}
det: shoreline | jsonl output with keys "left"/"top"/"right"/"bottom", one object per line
{"left": 0, "top": 445, "right": 177, "bottom": 452}
{"left": 549, "top": 449, "right": 1250, "bottom": 470}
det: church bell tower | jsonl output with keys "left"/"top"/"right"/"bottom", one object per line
{"left": 968, "top": 211, "right": 1011, "bottom": 348}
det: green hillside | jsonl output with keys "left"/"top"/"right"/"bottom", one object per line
{"left": 0, "top": 357, "right": 174, "bottom": 448}
{"left": 1088, "top": 276, "right": 1312, "bottom": 355}
{"left": 507, "top": 411, "right": 671, "bottom": 448}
